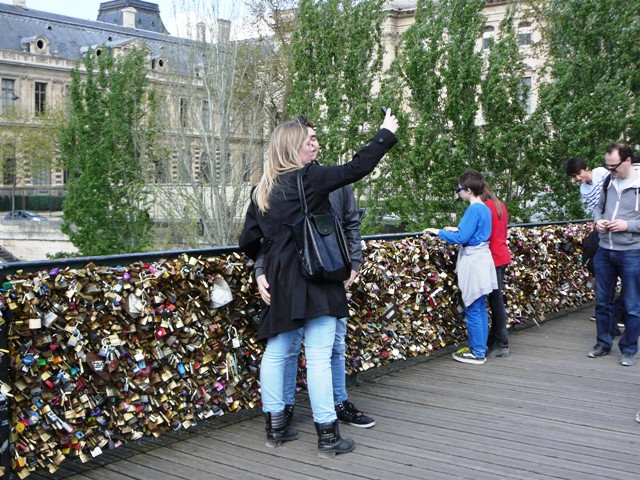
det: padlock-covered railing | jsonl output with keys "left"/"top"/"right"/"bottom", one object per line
{"left": 0, "top": 222, "right": 594, "bottom": 479}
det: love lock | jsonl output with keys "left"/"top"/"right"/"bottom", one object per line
{"left": 228, "top": 326, "right": 242, "bottom": 349}
{"left": 98, "top": 339, "right": 110, "bottom": 357}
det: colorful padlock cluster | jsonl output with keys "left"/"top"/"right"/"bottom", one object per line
{"left": 0, "top": 224, "right": 593, "bottom": 478}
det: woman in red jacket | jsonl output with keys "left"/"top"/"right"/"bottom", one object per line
{"left": 482, "top": 183, "right": 511, "bottom": 357}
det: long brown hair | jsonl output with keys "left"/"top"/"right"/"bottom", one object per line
{"left": 481, "top": 184, "right": 504, "bottom": 220}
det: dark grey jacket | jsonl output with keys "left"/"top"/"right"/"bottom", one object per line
{"left": 595, "top": 167, "right": 640, "bottom": 250}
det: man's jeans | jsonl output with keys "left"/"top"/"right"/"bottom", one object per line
{"left": 594, "top": 247, "right": 640, "bottom": 355}
{"left": 283, "top": 317, "right": 348, "bottom": 406}
{"left": 261, "top": 315, "right": 337, "bottom": 423}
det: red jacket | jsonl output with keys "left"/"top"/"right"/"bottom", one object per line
{"left": 484, "top": 199, "right": 511, "bottom": 267}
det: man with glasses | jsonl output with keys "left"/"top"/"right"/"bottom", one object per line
{"left": 589, "top": 142, "right": 640, "bottom": 367}
{"left": 565, "top": 157, "right": 624, "bottom": 327}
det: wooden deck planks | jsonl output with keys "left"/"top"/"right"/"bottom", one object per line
{"left": 38, "top": 306, "right": 639, "bottom": 480}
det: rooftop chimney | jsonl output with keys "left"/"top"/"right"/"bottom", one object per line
{"left": 196, "top": 22, "right": 206, "bottom": 43}
{"left": 218, "top": 19, "right": 231, "bottom": 44}
{"left": 122, "top": 6, "right": 136, "bottom": 29}
{"left": 14, "top": 0, "right": 26, "bottom": 7}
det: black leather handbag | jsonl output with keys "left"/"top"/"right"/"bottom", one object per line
{"left": 286, "top": 170, "right": 351, "bottom": 282}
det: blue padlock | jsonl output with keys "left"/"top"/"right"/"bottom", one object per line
{"left": 22, "top": 354, "right": 36, "bottom": 366}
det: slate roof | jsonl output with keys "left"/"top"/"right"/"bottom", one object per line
{"left": 97, "top": 0, "right": 169, "bottom": 34}
{"left": 0, "top": 2, "right": 192, "bottom": 67}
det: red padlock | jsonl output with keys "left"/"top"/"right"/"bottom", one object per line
{"left": 155, "top": 327, "right": 166, "bottom": 340}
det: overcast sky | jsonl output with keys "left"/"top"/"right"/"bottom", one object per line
{"left": 0, "top": 1, "right": 248, "bottom": 36}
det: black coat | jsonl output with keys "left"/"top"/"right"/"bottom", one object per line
{"left": 239, "top": 128, "right": 397, "bottom": 340}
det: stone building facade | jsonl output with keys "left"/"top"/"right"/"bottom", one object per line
{"left": 0, "top": 0, "right": 543, "bottom": 208}
{"left": 0, "top": 0, "right": 260, "bottom": 211}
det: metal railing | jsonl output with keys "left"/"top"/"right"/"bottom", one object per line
{"left": 0, "top": 219, "right": 592, "bottom": 478}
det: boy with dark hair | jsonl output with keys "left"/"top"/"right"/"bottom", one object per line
{"left": 565, "top": 157, "right": 609, "bottom": 215}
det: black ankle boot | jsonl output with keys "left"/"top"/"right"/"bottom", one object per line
{"left": 264, "top": 411, "right": 299, "bottom": 448}
{"left": 284, "top": 404, "right": 294, "bottom": 427}
{"left": 314, "top": 419, "right": 355, "bottom": 458}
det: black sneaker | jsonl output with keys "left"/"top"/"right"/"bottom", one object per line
{"left": 335, "top": 400, "right": 375, "bottom": 428}
{"left": 486, "top": 346, "right": 509, "bottom": 358}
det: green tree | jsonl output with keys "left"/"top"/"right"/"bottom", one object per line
{"left": 537, "top": 0, "right": 640, "bottom": 219}
{"left": 285, "top": 0, "right": 385, "bottom": 164}
{"left": 479, "top": 4, "right": 534, "bottom": 221}
{"left": 59, "top": 47, "right": 156, "bottom": 255}
{"left": 372, "top": 0, "right": 486, "bottom": 230}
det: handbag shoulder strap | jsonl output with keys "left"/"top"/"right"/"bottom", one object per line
{"left": 296, "top": 169, "right": 309, "bottom": 215}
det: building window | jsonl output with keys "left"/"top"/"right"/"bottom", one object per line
{"left": 34, "top": 36, "right": 49, "bottom": 54}
{"left": 483, "top": 26, "right": 495, "bottom": 50}
{"left": 32, "top": 163, "right": 51, "bottom": 186}
{"left": 179, "top": 98, "right": 188, "bottom": 128}
{"left": 518, "top": 23, "right": 532, "bottom": 47}
{"left": 151, "top": 57, "right": 166, "bottom": 70}
{"left": 177, "top": 151, "right": 192, "bottom": 182}
{"left": 241, "top": 154, "right": 250, "bottom": 183}
{"left": 2, "top": 79, "right": 17, "bottom": 113}
{"left": 35, "top": 82, "right": 47, "bottom": 114}
{"left": 3, "top": 147, "right": 16, "bottom": 186}
{"left": 201, "top": 153, "right": 212, "bottom": 183}
{"left": 202, "top": 100, "right": 211, "bottom": 131}
{"left": 520, "top": 76, "right": 532, "bottom": 115}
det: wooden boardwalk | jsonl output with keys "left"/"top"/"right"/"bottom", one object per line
{"left": 34, "top": 306, "right": 640, "bottom": 480}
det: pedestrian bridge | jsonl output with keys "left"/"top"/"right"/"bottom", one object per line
{"left": 31, "top": 307, "right": 640, "bottom": 480}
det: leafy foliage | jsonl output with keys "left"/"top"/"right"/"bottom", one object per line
{"left": 479, "top": 4, "right": 536, "bottom": 222}
{"left": 59, "top": 48, "right": 155, "bottom": 255}
{"left": 373, "top": 0, "right": 486, "bottom": 230}
{"left": 537, "top": 0, "right": 640, "bottom": 219}
{"left": 286, "top": 0, "right": 385, "bottom": 165}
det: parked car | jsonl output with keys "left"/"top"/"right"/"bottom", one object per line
{"left": 3, "top": 210, "right": 48, "bottom": 221}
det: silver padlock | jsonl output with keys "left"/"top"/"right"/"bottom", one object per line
{"left": 98, "top": 339, "right": 110, "bottom": 357}
{"left": 229, "top": 326, "right": 242, "bottom": 349}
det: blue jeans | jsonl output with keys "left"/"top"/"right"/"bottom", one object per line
{"left": 465, "top": 295, "right": 488, "bottom": 358}
{"left": 261, "top": 315, "right": 337, "bottom": 423}
{"left": 487, "top": 266, "right": 509, "bottom": 348}
{"left": 283, "top": 317, "right": 348, "bottom": 406}
{"left": 594, "top": 248, "right": 640, "bottom": 355}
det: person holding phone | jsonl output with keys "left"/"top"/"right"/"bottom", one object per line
{"left": 254, "top": 115, "right": 376, "bottom": 430}
{"left": 239, "top": 110, "right": 398, "bottom": 457}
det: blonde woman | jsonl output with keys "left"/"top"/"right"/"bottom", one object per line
{"left": 239, "top": 112, "right": 398, "bottom": 457}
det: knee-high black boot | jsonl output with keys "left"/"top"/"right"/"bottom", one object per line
{"left": 315, "top": 419, "right": 356, "bottom": 458}
{"left": 264, "top": 411, "right": 299, "bottom": 448}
